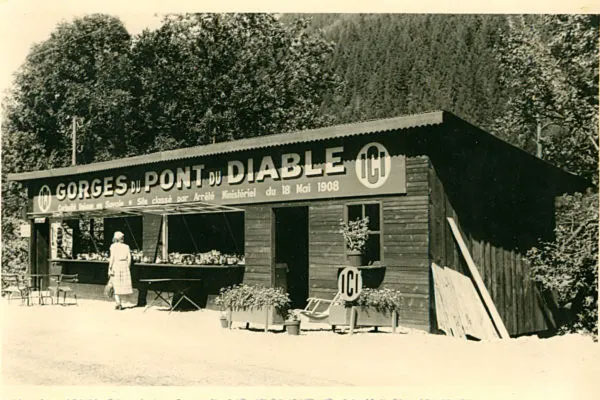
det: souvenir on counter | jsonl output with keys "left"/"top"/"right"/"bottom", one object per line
{"left": 164, "top": 250, "right": 244, "bottom": 266}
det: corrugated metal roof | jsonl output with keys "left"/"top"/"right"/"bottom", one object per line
{"left": 7, "top": 111, "right": 446, "bottom": 182}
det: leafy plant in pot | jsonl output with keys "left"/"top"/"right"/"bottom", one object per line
{"left": 340, "top": 216, "right": 369, "bottom": 267}
{"left": 284, "top": 310, "right": 301, "bottom": 335}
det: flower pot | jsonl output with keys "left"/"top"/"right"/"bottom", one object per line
{"left": 346, "top": 250, "right": 364, "bottom": 267}
{"left": 284, "top": 320, "right": 301, "bottom": 335}
{"left": 219, "top": 316, "right": 229, "bottom": 328}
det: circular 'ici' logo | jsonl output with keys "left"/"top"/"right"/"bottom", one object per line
{"left": 355, "top": 142, "right": 391, "bottom": 188}
{"left": 38, "top": 185, "right": 52, "bottom": 212}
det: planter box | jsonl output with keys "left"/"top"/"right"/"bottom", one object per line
{"left": 329, "top": 303, "right": 351, "bottom": 326}
{"left": 328, "top": 304, "right": 398, "bottom": 328}
{"left": 355, "top": 307, "right": 397, "bottom": 327}
{"left": 228, "top": 306, "right": 285, "bottom": 331}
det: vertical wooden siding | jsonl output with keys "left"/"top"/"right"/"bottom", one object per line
{"left": 428, "top": 136, "right": 556, "bottom": 336}
{"left": 243, "top": 205, "right": 273, "bottom": 286}
{"left": 381, "top": 156, "right": 430, "bottom": 331}
{"left": 306, "top": 155, "right": 431, "bottom": 331}
{"left": 240, "top": 156, "right": 432, "bottom": 332}
{"left": 308, "top": 203, "right": 346, "bottom": 300}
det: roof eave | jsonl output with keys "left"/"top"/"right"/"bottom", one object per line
{"left": 7, "top": 110, "right": 446, "bottom": 182}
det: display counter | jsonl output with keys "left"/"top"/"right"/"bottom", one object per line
{"left": 51, "top": 258, "right": 245, "bottom": 268}
{"left": 50, "top": 258, "right": 245, "bottom": 294}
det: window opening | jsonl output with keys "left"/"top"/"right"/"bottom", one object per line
{"left": 346, "top": 202, "right": 382, "bottom": 264}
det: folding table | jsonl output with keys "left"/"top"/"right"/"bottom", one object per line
{"left": 139, "top": 278, "right": 203, "bottom": 314}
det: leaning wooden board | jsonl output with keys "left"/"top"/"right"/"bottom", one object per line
{"left": 447, "top": 217, "right": 510, "bottom": 338}
{"left": 432, "top": 263, "right": 465, "bottom": 338}
{"left": 432, "top": 263, "right": 500, "bottom": 340}
{"left": 447, "top": 267, "right": 498, "bottom": 339}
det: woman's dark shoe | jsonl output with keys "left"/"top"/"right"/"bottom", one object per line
{"left": 115, "top": 304, "right": 123, "bottom": 310}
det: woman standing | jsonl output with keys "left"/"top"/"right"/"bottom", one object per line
{"left": 108, "top": 231, "right": 133, "bottom": 310}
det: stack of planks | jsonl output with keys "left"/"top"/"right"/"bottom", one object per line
{"left": 432, "top": 263, "right": 499, "bottom": 340}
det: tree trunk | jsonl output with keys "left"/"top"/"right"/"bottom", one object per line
{"left": 536, "top": 119, "right": 543, "bottom": 158}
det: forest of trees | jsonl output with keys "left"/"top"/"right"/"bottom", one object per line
{"left": 2, "top": 13, "right": 598, "bottom": 334}
{"left": 289, "top": 14, "right": 510, "bottom": 134}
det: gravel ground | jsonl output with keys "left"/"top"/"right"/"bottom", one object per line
{"left": 2, "top": 298, "right": 599, "bottom": 398}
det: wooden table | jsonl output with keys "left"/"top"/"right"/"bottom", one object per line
{"left": 139, "top": 278, "right": 203, "bottom": 314}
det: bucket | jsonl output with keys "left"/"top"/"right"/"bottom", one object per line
{"left": 219, "top": 316, "right": 229, "bottom": 328}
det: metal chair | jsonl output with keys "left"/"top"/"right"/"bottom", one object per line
{"left": 2, "top": 274, "right": 32, "bottom": 305}
{"left": 49, "top": 274, "right": 78, "bottom": 305}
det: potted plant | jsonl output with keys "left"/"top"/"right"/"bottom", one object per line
{"left": 339, "top": 216, "right": 370, "bottom": 267}
{"left": 283, "top": 310, "right": 301, "bottom": 335}
{"left": 215, "top": 284, "right": 290, "bottom": 331}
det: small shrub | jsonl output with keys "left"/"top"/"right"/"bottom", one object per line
{"left": 215, "top": 284, "right": 291, "bottom": 316}
{"left": 345, "top": 288, "right": 405, "bottom": 313}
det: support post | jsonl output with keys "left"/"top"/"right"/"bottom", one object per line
{"left": 264, "top": 306, "right": 269, "bottom": 333}
{"left": 161, "top": 215, "right": 168, "bottom": 262}
{"left": 349, "top": 306, "right": 356, "bottom": 335}
{"left": 536, "top": 118, "right": 543, "bottom": 158}
{"left": 72, "top": 116, "right": 77, "bottom": 166}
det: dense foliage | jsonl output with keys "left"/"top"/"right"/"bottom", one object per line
{"left": 131, "top": 14, "right": 340, "bottom": 151}
{"left": 494, "top": 15, "right": 599, "bottom": 183}
{"left": 6, "top": 14, "right": 136, "bottom": 165}
{"left": 1, "top": 127, "right": 47, "bottom": 275}
{"left": 287, "top": 14, "right": 510, "bottom": 133}
{"left": 527, "top": 192, "right": 598, "bottom": 336}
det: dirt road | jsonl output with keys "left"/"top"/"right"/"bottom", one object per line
{"left": 2, "top": 299, "right": 599, "bottom": 398}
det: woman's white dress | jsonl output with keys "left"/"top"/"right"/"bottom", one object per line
{"left": 109, "top": 242, "right": 133, "bottom": 295}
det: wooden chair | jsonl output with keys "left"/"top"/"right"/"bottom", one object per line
{"left": 49, "top": 274, "right": 79, "bottom": 305}
{"left": 2, "top": 274, "right": 32, "bottom": 305}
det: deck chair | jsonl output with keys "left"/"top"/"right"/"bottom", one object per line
{"left": 298, "top": 292, "right": 341, "bottom": 322}
{"left": 49, "top": 274, "right": 78, "bottom": 305}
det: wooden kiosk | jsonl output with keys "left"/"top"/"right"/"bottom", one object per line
{"left": 9, "top": 111, "right": 589, "bottom": 335}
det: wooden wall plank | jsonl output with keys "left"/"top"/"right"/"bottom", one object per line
{"left": 515, "top": 254, "right": 522, "bottom": 334}
{"left": 496, "top": 246, "right": 505, "bottom": 322}
{"left": 522, "top": 256, "right": 532, "bottom": 333}
{"left": 243, "top": 206, "right": 273, "bottom": 287}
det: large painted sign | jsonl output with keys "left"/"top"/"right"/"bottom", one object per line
{"left": 31, "top": 137, "right": 406, "bottom": 214}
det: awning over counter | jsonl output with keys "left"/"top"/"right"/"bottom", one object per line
{"left": 28, "top": 200, "right": 244, "bottom": 219}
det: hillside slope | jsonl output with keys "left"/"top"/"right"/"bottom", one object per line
{"left": 283, "top": 14, "right": 510, "bottom": 132}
